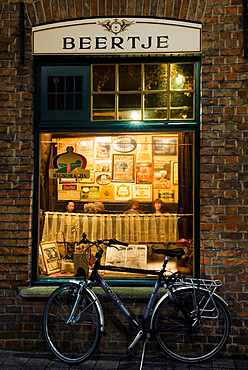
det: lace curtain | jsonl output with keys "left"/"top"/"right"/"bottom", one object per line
{"left": 42, "top": 212, "right": 179, "bottom": 244}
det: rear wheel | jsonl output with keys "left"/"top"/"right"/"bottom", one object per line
{"left": 153, "top": 288, "right": 230, "bottom": 363}
{"left": 43, "top": 283, "right": 102, "bottom": 364}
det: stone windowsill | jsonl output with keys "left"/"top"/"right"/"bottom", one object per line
{"left": 19, "top": 286, "right": 166, "bottom": 301}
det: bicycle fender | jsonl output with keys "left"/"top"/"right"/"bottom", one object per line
{"left": 69, "top": 281, "right": 105, "bottom": 332}
{"left": 150, "top": 286, "right": 228, "bottom": 330}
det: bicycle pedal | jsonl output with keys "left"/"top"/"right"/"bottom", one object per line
{"left": 126, "top": 347, "right": 135, "bottom": 358}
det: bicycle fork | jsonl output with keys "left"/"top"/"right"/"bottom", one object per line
{"left": 66, "top": 284, "right": 85, "bottom": 325}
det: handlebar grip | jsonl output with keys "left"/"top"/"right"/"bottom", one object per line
{"left": 110, "top": 239, "right": 128, "bottom": 247}
{"left": 154, "top": 249, "right": 167, "bottom": 255}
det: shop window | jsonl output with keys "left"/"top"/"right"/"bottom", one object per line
{"left": 92, "top": 63, "right": 195, "bottom": 121}
{"left": 38, "top": 132, "right": 194, "bottom": 280}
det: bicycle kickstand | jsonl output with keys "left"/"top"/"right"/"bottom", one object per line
{"left": 139, "top": 332, "right": 150, "bottom": 370}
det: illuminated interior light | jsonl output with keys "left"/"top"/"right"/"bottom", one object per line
{"left": 131, "top": 111, "right": 141, "bottom": 120}
{"left": 175, "top": 74, "right": 184, "bottom": 85}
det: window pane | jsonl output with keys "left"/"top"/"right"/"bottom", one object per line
{"left": 118, "top": 109, "right": 141, "bottom": 120}
{"left": 75, "top": 76, "right": 83, "bottom": 92}
{"left": 48, "top": 76, "right": 56, "bottom": 92}
{"left": 145, "top": 93, "right": 167, "bottom": 108}
{"left": 170, "top": 63, "right": 194, "bottom": 90}
{"left": 75, "top": 93, "right": 83, "bottom": 110}
{"left": 118, "top": 94, "right": 141, "bottom": 120}
{"left": 57, "top": 94, "right": 64, "bottom": 109}
{"left": 119, "top": 65, "right": 141, "bottom": 91}
{"left": 57, "top": 76, "right": 65, "bottom": 92}
{"left": 93, "top": 94, "right": 115, "bottom": 109}
{"left": 144, "top": 109, "right": 167, "bottom": 120}
{"left": 66, "top": 76, "right": 74, "bottom": 92}
{"left": 66, "top": 94, "right": 73, "bottom": 109}
{"left": 93, "top": 94, "right": 115, "bottom": 120}
{"left": 145, "top": 64, "right": 167, "bottom": 90}
{"left": 170, "top": 92, "right": 193, "bottom": 119}
{"left": 144, "top": 93, "right": 167, "bottom": 119}
{"left": 48, "top": 94, "right": 55, "bottom": 110}
{"left": 93, "top": 65, "right": 115, "bottom": 91}
{"left": 119, "top": 94, "right": 141, "bottom": 108}
{"left": 92, "top": 110, "right": 115, "bottom": 120}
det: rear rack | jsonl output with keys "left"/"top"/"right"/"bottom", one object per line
{"left": 175, "top": 277, "right": 222, "bottom": 292}
{"left": 173, "top": 278, "right": 223, "bottom": 319}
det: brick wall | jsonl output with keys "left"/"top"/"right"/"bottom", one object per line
{"left": 200, "top": 0, "right": 248, "bottom": 354}
{"left": 0, "top": 0, "right": 247, "bottom": 356}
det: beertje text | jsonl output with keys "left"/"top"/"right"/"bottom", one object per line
{"left": 62, "top": 35, "right": 169, "bottom": 50}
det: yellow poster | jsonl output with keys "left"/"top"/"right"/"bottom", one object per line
{"left": 58, "top": 190, "right": 80, "bottom": 201}
{"left": 136, "top": 135, "right": 152, "bottom": 162}
{"left": 133, "top": 185, "right": 152, "bottom": 201}
{"left": 115, "top": 183, "right": 132, "bottom": 201}
{"left": 100, "top": 185, "right": 114, "bottom": 200}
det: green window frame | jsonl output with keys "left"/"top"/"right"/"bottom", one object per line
{"left": 92, "top": 62, "right": 195, "bottom": 122}
{"left": 38, "top": 65, "right": 90, "bottom": 124}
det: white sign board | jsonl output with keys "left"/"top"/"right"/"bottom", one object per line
{"left": 32, "top": 18, "right": 201, "bottom": 55}
{"left": 105, "top": 245, "right": 147, "bottom": 269}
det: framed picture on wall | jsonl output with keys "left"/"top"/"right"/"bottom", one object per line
{"left": 40, "top": 241, "right": 61, "bottom": 275}
{"left": 95, "top": 160, "right": 111, "bottom": 172}
{"left": 173, "top": 161, "right": 178, "bottom": 185}
{"left": 81, "top": 186, "right": 100, "bottom": 199}
{"left": 153, "top": 160, "right": 171, "bottom": 189}
{"left": 133, "top": 185, "right": 152, "bottom": 200}
{"left": 153, "top": 137, "right": 178, "bottom": 156}
{"left": 95, "top": 137, "right": 111, "bottom": 159}
{"left": 136, "top": 163, "right": 153, "bottom": 184}
{"left": 77, "top": 139, "right": 94, "bottom": 157}
{"left": 112, "top": 154, "right": 134, "bottom": 182}
{"left": 158, "top": 189, "right": 175, "bottom": 202}
{"left": 100, "top": 184, "right": 114, "bottom": 200}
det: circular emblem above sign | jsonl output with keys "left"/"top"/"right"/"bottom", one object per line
{"left": 96, "top": 173, "right": 112, "bottom": 185}
{"left": 113, "top": 137, "right": 136, "bottom": 153}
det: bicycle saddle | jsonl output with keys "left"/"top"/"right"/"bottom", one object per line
{"left": 154, "top": 248, "right": 185, "bottom": 260}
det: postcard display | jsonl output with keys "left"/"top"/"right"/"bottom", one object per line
{"left": 55, "top": 134, "right": 178, "bottom": 204}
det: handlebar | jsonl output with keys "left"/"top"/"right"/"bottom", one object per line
{"left": 78, "top": 233, "right": 128, "bottom": 257}
{"left": 109, "top": 239, "right": 128, "bottom": 247}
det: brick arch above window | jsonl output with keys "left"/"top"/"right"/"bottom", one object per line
{"left": 25, "top": 0, "right": 207, "bottom": 27}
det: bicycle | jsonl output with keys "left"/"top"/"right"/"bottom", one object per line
{"left": 43, "top": 233, "right": 230, "bottom": 367}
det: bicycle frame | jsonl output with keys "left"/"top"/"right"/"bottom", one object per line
{"left": 86, "top": 256, "right": 172, "bottom": 330}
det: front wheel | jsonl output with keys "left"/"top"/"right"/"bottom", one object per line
{"left": 153, "top": 288, "right": 230, "bottom": 363}
{"left": 43, "top": 283, "right": 102, "bottom": 365}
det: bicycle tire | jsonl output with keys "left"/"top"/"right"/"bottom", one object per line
{"left": 43, "top": 283, "right": 102, "bottom": 365}
{"left": 153, "top": 287, "right": 230, "bottom": 363}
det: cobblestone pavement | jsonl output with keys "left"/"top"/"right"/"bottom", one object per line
{"left": 0, "top": 350, "right": 248, "bottom": 370}
{"left": 0, "top": 350, "right": 247, "bottom": 369}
